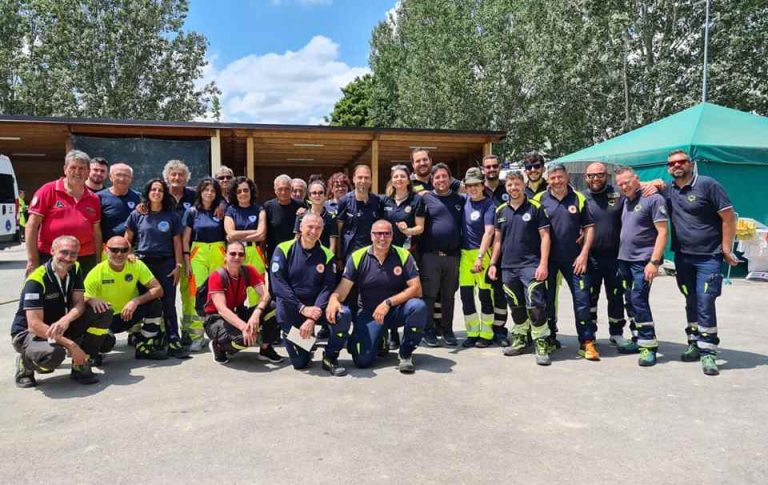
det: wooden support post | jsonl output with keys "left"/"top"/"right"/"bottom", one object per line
{"left": 371, "top": 137, "right": 380, "bottom": 193}
{"left": 246, "top": 135, "right": 255, "bottom": 180}
{"left": 483, "top": 141, "right": 493, "bottom": 157}
{"left": 210, "top": 129, "right": 221, "bottom": 175}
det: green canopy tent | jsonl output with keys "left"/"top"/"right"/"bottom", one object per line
{"left": 554, "top": 102, "right": 768, "bottom": 224}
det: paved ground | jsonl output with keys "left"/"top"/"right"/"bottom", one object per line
{"left": 0, "top": 244, "right": 766, "bottom": 484}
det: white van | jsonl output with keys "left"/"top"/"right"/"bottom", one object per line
{"left": 0, "top": 155, "right": 20, "bottom": 249}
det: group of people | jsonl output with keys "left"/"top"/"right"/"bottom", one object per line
{"left": 11, "top": 146, "right": 736, "bottom": 388}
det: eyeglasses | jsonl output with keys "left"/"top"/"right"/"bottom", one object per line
{"left": 228, "top": 251, "right": 245, "bottom": 257}
{"left": 585, "top": 173, "right": 607, "bottom": 179}
{"left": 236, "top": 188, "right": 250, "bottom": 194}
{"left": 107, "top": 247, "right": 130, "bottom": 254}
{"left": 58, "top": 250, "right": 78, "bottom": 258}
{"left": 524, "top": 163, "right": 542, "bottom": 171}
{"left": 217, "top": 175, "right": 233, "bottom": 181}
{"left": 668, "top": 158, "right": 690, "bottom": 167}
{"left": 309, "top": 191, "right": 325, "bottom": 196}
{"left": 484, "top": 164, "right": 499, "bottom": 169}
{"left": 372, "top": 231, "right": 392, "bottom": 238}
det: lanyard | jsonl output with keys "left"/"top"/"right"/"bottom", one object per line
{"left": 53, "top": 272, "right": 70, "bottom": 308}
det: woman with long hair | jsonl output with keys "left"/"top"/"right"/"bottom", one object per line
{"left": 125, "top": 178, "right": 187, "bottom": 358}
{"left": 181, "top": 177, "right": 226, "bottom": 351}
{"left": 325, "top": 172, "right": 350, "bottom": 216}
{"left": 294, "top": 180, "right": 338, "bottom": 254}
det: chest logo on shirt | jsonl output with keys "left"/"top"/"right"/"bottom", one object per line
{"left": 634, "top": 204, "right": 642, "bottom": 212}
{"left": 608, "top": 197, "right": 618, "bottom": 206}
{"left": 404, "top": 206, "right": 412, "bottom": 214}
{"left": 568, "top": 205, "right": 577, "bottom": 214}
{"left": 455, "top": 204, "right": 462, "bottom": 212}
{"left": 183, "top": 202, "right": 191, "bottom": 209}
{"left": 687, "top": 195, "right": 697, "bottom": 202}
{"left": 316, "top": 263, "right": 325, "bottom": 273}
{"left": 413, "top": 185, "right": 425, "bottom": 192}
{"left": 85, "top": 207, "right": 96, "bottom": 214}
{"left": 127, "top": 201, "right": 136, "bottom": 209}
{"left": 522, "top": 213, "right": 531, "bottom": 222}
{"left": 125, "top": 274, "right": 134, "bottom": 282}
{"left": 502, "top": 193, "right": 509, "bottom": 201}
{"left": 498, "top": 217, "right": 507, "bottom": 223}
{"left": 45, "top": 292, "right": 60, "bottom": 300}
{"left": 54, "top": 201, "right": 64, "bottom": 209}
{"left": 247, "top": 214, "right": 257, "bottom": 222}
{"left": 470, "top": 210, "right": 481, "bottom": 221}
{"left": 158, "top": 221, "right": 170, "bottom": 232}
{"left": 102, "top": 279, "right": 115, "bottom": 284}
{"left": 393, "top": 266, "right": 402, "bottom": 276}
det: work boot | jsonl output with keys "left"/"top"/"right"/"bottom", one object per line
{"left": 167, "top": 340, "right": 191, "bottom": 359}
{"left": 15, "top": 356, "right": 36, "bottom": 388}
{"left": 701, "top": 354, "right": 719, "bottom": 376}
{"left": 442, "top": 330, "right": 458, "bottom": 347}
{"left": 398, "top": 355, "right": 415, "bottom": 374}
{"left": 681, "top": 343, "right": 701, "bottom": 362}
{"left": 135, "top": 341, "right": 169, "bottom": 360}
{"left": 209, "top": 340, "right": 229, "bottom": 364}
{"left": 534, "top": 338, "right": 551, "bottom": 366}
{"left": 578, "top": 340, "right": 600, "bottom": 361}
{"left": 503, "top": 334, "right": 529, "bottom": 356}
{"left": 547, "top": 335, "right": 562, "bottom": 353}
{"left": 127, "top": 332, "right": 140, "bottom": 347}
{"left": 462, "top": 336, "right": 479, "bottom": 348}
{"left": 493, "top": 333, "right": 511, "bottom": 347}
{"left": 475, "top": 337, "right": 493, "bottom": 348}
{"left": 322, "top": 356, "right": 347, "bottom": 377}
{"left": 100, "top": 334, "right": 116, "bottom": 354}
{"left": 422, "top": 330, "right": 440, "bottom": 347}
{"left": 180, "top": 331, "right": 193, "bottom": 348}
{"left": 189, "top": 336, "right": 209, "bottom": 353}
{"left": 258, "top": 345, "right": 285, "bottom": 363}
{"left": 638, "top": 348, "right": 657, "bottom": 367}
{"left": 70, "top": 363, "right": 99, "bottom": 385}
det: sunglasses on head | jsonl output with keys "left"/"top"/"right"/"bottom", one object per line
{"left": 107, "top": 246, "right": 130, "bottom": 254}
{"left": 228, "top": 251, "right": 245, "bottom": 257}
{"left": 525, "top": 163, "right": 542, "bottom": 170}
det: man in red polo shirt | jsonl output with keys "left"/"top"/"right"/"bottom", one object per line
{"left": 25, "top": 150, "right": 102, "bottom": 276}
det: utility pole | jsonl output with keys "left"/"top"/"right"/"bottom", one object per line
{"left": 702, "top": 0, "right": 711, "bottom": 103}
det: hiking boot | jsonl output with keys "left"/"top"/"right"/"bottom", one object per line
{"left": 503, "top": 334, "right": 529, "bottom": 356}
{"left": 209, "top": 340, "right": 229, "bottom": 364}
{"left": 578, "top": 340, "right": 600, "bottom": 361}
{"left": 681, "top": 343, "right": 701, "bottom": 362}
{"left": 258, "top": 345, "right": 285, "bottom": 363}
{"left": 100, "top": 334, "right": 116, "bottom": 354}
{"left": 15, "top": 356, "right": 36, "bottom": 388}
{"left": 475, "top": 337, "right": 493, "bottom": 348}
{"left": 462, "top": 336, "right": 479, "bottom": 348}
{"left": 534, "top": 338, "right": 551, "bottom": 366}
{"left": 617, "top": 340, "right": 640, "bottom": 354}
{"left": 322, "top": 356, "right": 347, "bottom": 377}
{"left": 398, "top": 355, "right": 415, "bottom": 374}
{"left": 189, "top": 337, "right": 209, "bottom": 353}
{"left": 167, "top": 340, "right": 191, "bottom": 359}
{"left": 135, "top": 342, "right": 169, "bottom": 360}
{"left": 422, "top": 331, "right": 440, "bottom": 347}
{"left": 701, "top": 354, "right": 719, "bottom": 376}
{"left": 638, "top": 348, "right": 657, "bottom": 367}
{"left": 442, "top": 331, "right": 458, "bottom": 347}
{"left": 70, "top": 363, "right": 99, "bottom": 385}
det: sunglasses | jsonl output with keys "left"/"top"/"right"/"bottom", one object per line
{"left": 107, "top": 247, "right": 130, "bottom": 254}
{"left": 525, "top": 163, "right": 542, "bottom": 170}
{"left": 372, "top": 231, "right": 392, "bottom": 238}
{"left": 228, "top": 251, "right": 245, "bottom": 257}
{"left": 667, "top": 159, "right": 690, "bottom": 167}
{"left": 484, "top": 164, "right": 499, "bottom": 169}
{"left": 217, "top": 175, "right": 233, "bottom": 181}
{"left": 309, "top": 191, "right": 325, "bottom": 196}
{"left": 585, "top": 173, "right": 607, "bottom": 179}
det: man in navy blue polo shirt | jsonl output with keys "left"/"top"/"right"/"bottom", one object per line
{"left": 420, "top": 163, "right": 463, "bottom": 347}
{"left": 533, "top": 164, "right": 598, "bottom": 360}
{"left": 271, "top": 214, "right": 349, "bottom": 376}
{"left": 97, "top": 163, "right": 141, "bottom": 241}
{"left": 615, "top": 167, "right": 668, "bottom": 367}
{"left": 336, "top": 164, "right": 382, "bottom": 262}
{"left": 326, "top": 220, "right": 427, "bottom": 373}
{"left": 583, "top": 162, "right": 630, "bottom": 348}
{"left": 654, "top": 150, "right": 737, "bottom": 376}
{"left": 489, "top": 172, "right": 552, "bottom": 365}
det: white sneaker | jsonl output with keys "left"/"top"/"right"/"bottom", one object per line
{"left": 609, "top": 335, "right": 628, "bottom": 347}
{"left": 189, "top": 337, "right": 209, "bottom": 353}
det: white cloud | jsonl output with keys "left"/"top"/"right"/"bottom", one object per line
{"left": 203, "top": 35, "right": 369, "bottom": 125}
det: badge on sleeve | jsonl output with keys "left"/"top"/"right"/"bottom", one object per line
{"left": 271, "top": 262, "right": 280, "bottom": 273}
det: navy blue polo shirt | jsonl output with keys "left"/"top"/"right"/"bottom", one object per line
{"left": 126, "top": 209, "right": 182, "bottom": 257}
{"left": 336, "top": 191, "right": 382, "bottom": 258}
{"left": 264, "top": 198, "right": 303, "bottom": 257}
{"left": 343, "top": 245, "right": 419, "bottom": 313}
{"left": 619, "top": 191, "right": 668, "bottom": 262}
{"left": 270, "top": 239, "right": 336, "bottom": 309}
{"left": 97, "top": 188, "right": 141, "bottom": 239}
{"left": 182, "top": 207, "right": 226, "bottom": 244}
{"left": 462, "top": 196, "right": 495, "bottom": 250}
{"left": 422, "top": 191, "right": 463, "bottom": 254}
{"left": 225, "top": 203, "right": 264, "bottom": 231}
{"left": 172, "top": 187, "right": 196, "bottom": 219}
{"left": 484, "top": 183, "right": 508, "bottom": 207}
{"left": 585, "top": 185, "right": 624, "bottom": 257}
{"left": 380, "top": 193, "right": 426, "bottom": 246}
{"left": 11, "top": 261, "right": 84, "bottom": 336}
{"left": 662, "top": 175, "right": 733, "bottom": 255}
{"left": 495, "top": 198, "right": 550, "bottom": 269}
{"left": 293, "top": 209, "right": 338, "bottom": 248}
{"left": 533, "top": 187, "right": 593, "bottom": 263}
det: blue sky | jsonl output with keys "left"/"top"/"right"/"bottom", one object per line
{"left": 186, "top": 0, "right": 397, "bottom": 124}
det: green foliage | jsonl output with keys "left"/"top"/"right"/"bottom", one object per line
{"left": 326, "top": 73, "right": 374, "bottom": 127}
{"left": 0, "top": 0, "right": 217, "bottom": 121}
{"left": 361, "top": 0, "right": 768, "bottom": 159}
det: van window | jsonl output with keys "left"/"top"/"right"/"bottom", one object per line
{"left": 0, "top": 174, "right": 14, "bottom": 203}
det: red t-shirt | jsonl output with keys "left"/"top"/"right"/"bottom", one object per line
{"left": 29, "top": 178, "right": 101, "bottom": 255}
{"left": 204, "top": 265, "right": 263, "bottom": 315}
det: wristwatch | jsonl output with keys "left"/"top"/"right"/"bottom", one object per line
{"left": 650, "top": 259, "right": 662, "bottom": 267}
{"left": 385, "top": 298, "right": 393, "bottom": 308}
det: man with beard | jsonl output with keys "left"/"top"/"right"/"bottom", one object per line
{"left": 523, "top": 153, "right": 548, "bottom": 198}
{"left": 86, "top": 157, "right": 108, "bottom": 192}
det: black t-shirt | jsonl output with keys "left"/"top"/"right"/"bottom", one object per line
{"left": 264, "top": 198, "right": 303, "bottom": 258}
{"left": 12, "top": 262, "right": 84, "bottom": 336}
{"left": 422, "top": 191, "right": 464, "bottom": 254}
{"left": 585, "top": 185, "right": 624, "bottom": 257}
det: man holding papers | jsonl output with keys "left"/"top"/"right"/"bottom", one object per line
{"left": 270, "top": 214, "right": 349, "bottom": 376}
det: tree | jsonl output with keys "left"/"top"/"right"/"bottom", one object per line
{"left": 0, "top": 0, "right": 217, "bottom": 121}
{"left": 326, "top": 74, "right": 374, "bottom": 127}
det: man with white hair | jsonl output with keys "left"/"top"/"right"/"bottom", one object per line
{"left": 97, "top": 162, "right": 141, "bottom": 241}
{"left": 214, "top": 165, "right": 235, "bottom": 201}
{"left": 264, "top": 174, "right": 303, "bottom": 260}
{"left": 25, "top": 150, "right": 102, "bottom": 276}
{"left": 291, "top": 177, "right": 308, "bottom": 203}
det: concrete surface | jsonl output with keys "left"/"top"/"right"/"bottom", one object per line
{"left": 0, "top": 244, "right": 766, "bottom": 484}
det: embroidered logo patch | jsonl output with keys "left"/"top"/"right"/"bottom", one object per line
{"left": 158, "top": 221, "right": 170, "bottom": 232}
{"left": 502, "top": 193, "right": 509, "bottom": 201}
{"left": 568, "top": 205, "right": 577, "bottom": 214}
{"left": 404, "top": 206, "right": 412, "bottom": 213}
{"left": 470, "top": 210, "right": 480, "bottom": 221}
{"left": 522, "top": 213, "right": 531, "bottom": 222}
{"left": 634, "top": 204, "right": 642, "bottom": 212}
{"left": 316, "top": 264, "right": 325, "bottom": 273}
{"left": 393, "top": 266, "right": 402, "bottom": 276}
{"left": 271, "top": 262, "right": 279, "bottom": 273}
{"left": 54, "top": 201, "right": 64, "bottom": 209}
{"left": 688, "top": 195, "right": 697, "bottom": 202}
{"left": 125, "top": 274, "right": 134, "bottom": 282}
{"left": 127, "top": 201, "right": 136, "bottom": 209}
{"left": 248, "top": 215, "right": 257, "bottom": 222}
{"left": 183, "top": 202, "right": 191, "bottom": 209}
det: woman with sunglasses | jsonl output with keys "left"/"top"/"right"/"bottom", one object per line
{"left": 180, "top": 177, "right": 227, "bottom": 352}
{"left": 380, "top": 165, "right": 426, "bottom": 349}
{"left": 125, "top": 178, "right": 188, "bottom": 358}
{"left": 325, "top": 172, "right": 351, "bottom": 216}
{"left": 224, "top": 177, "right": 267, "bottom": 302}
